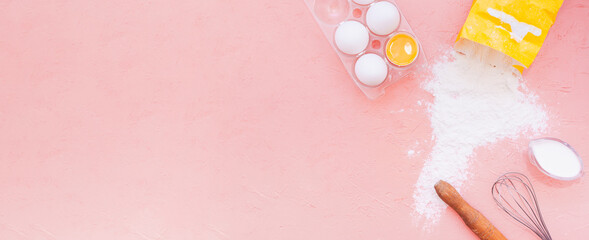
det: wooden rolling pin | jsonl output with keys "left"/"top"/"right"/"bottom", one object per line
{"left": 435, "top": 180, "right": 507, "bottom": 240}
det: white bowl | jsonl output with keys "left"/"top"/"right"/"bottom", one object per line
{"left": 528, "top": 137, "right": 584, "bottom": 181}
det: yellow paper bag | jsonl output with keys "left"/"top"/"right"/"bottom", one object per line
{"left": 455, "top": 0, "right": 563, "bottom": 70}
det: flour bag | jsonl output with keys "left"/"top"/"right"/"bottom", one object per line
{"left": 455, "top": 0, "right": 564, "bottom": 71}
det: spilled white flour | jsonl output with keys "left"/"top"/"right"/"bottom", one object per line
{"left": 407, "top": 150, "right": 415, "bottom": 156}
{"left": 413, "top": 51, "right": 547, "bottom": 225}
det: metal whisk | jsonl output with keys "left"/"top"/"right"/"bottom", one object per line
{"left": 491, "top": 172, "right": 552, "bottom": 240}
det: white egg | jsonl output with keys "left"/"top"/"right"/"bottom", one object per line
{"left": 354, "top": 54, "right": 388, "bottom": 86}
{"left": 366, "top": 1, "right": 401, "bottom": 35}
{"left": 334, "top": 21, "right": 369, "bottom": 55}
{"left": 352, "top": 0, "right": 374, "bottom": 5}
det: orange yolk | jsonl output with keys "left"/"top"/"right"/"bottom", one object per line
{"left": 385, "top": 33, "right": 418, "bottom": 66}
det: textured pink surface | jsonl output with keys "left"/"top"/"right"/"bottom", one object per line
{"left": 0, "top": 0, "right": 588, "bottom": 239}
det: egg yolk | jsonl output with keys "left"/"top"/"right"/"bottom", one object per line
{"left": 385, "top": 33, "right": 418, "bottom": 66}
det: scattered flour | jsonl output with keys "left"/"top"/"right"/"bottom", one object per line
{"left": 412, "top": 51, "right": 547, "bottom": 225}
{"left": 408, "top": 150, "right": 415, "bottom": 156}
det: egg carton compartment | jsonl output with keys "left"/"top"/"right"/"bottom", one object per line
{"left": 305, "top": 0, "right": 428, "bottom": 99}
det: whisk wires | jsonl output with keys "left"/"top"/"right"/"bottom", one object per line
{"left": 492, "top": 172, "right": 552, "bottom": 240}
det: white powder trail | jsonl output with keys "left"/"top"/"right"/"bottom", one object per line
{"left": 412, "top": 50, "right": 547, "bottom": 225}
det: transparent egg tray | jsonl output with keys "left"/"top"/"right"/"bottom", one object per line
{"left": 305, "top": 0, "right": 427, "bottom": 99}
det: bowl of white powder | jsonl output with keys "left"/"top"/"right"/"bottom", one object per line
{"left": 528, "top": 138, "right": 584, "bottom": 181}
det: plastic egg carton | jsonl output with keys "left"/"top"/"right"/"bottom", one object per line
{"left": 305, "top": 0, "right": 427, "bottom": 99}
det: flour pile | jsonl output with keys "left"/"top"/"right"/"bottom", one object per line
{"left": 413, "top": 51, "right": 547, "bottom": 224}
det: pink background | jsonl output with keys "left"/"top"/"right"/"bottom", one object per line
{"left": 0, "top": 0, "right": 588, "bottom": 239}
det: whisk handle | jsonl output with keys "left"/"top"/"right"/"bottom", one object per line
{"left": 435, "top": 180, "right": 507, "bottom": 240}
